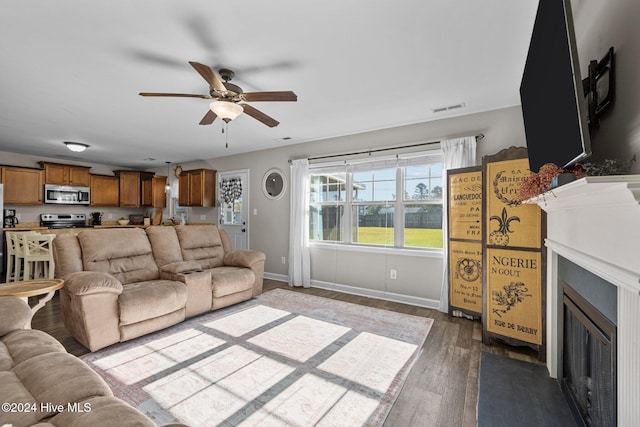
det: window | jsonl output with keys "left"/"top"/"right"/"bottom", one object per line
{"left": 308, "top": 153, "right": 443, "bottom": 250}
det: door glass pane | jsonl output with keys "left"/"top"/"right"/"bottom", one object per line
{"left": 221, "top": 176, "right": 243, "bottom": 225}
{"left": 223, "top": 199, "right": 243, "bottom": 225}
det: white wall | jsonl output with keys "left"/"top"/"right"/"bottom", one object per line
{"left": 177, "top": 106, "right": 526, "bottom": 305}
{"left": 572, "top": 0, "right": 640, "bottom": 172}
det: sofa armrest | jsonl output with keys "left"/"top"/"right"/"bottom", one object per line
{"left": 223, "top": 250, "right": 266, "bottom": 269}
{"left": 160, "top": 260, "right": 203, "bottom": 275}
{"left": 0, "top": 297, "right": 32, "bottom": 336}
{"left": 59, "top": 272, "right": 123, "bottom": 352}
{"left": 63, "top": 271, "right": 123, "bottom": 296}
{"left": 224, "top": 250, "right": 266, "bottom": 297}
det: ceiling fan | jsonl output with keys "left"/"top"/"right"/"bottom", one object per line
{"left": 139, "top": 62, "right": 297, "bottom": 127}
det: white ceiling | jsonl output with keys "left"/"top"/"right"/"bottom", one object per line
{"left": 0, "top": 0, "right": 539, "bottom": 169}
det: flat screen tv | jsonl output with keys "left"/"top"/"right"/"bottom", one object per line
{"left": 520, "top": 0, "right": 591, "bottom": 173}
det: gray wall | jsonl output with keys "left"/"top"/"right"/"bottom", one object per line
{"left": 179, "top": 106, "right": 526, "bottom": 305}
{"left": 573, "top": 0, "right": 640, "bottom": 172}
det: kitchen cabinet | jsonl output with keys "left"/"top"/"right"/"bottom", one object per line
{"left": 90, "top": 175, "right": 119, "bottom": 206}
{"left": 142, "top": 175, "right": 167, "bottom": 208}
{"left": 40, "top": 162, "right": 91, "bottom": 186}
{"left": 1, "top": 166, "right": 44, "bottom": 205}
{"left": 115, "top": 171, "right": 143, "bottom": 207}
{"left": 178, "top": 169, "right": 216, "bottom": 207}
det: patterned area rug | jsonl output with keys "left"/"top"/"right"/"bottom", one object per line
{"left": 81, "top": 288, "right": 433, "bottom": 426}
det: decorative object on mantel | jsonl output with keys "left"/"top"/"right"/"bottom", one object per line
{"left": 517, "top": 163, "right": 586, "bottom": 201}
{"left": 517, "top": 156, "right": 637, "bottom": 201}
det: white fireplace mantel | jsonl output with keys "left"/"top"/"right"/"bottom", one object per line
{"left": 528, "top": 175, "right": 640, "bottom": 294}
{"left": 528, "top": 175, "right": 640, "bottom": 426}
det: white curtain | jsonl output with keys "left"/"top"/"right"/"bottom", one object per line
{"left": 438, "top": 136, "right": 477, "bottom": 312}
{"left": 288, "top": 159, "right": 311, "bottom": 287}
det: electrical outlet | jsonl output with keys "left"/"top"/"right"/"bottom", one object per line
{"left": 107, "top": 214, "right": 113, "bottom": 220}
{"left": 390, "top": 269, "right": 397, "bottom": 280}
{"left": 281, "top": 256, "right": 286, "bottom": 264}
{"left": 253, "top": 208, "right": 258, "bottom": 215}
{"left": 200, "top": 214, "right": 206, "bottom": 220}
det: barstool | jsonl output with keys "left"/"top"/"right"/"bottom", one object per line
{"left": 21, "top": 233, "right": 55, "bottom": 281}
{"left": 5, "top": 231, "right": 40, "bottom": 282}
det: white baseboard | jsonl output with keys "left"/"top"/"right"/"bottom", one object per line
{"left": 264, "top": 272, "right": 440, "bottom": 310}
{"left": 264, "top": 272, "right": 288, "bottom": 283}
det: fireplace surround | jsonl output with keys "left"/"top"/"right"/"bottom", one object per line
{"left": 529, "top": 176, "right": 640, "bottom": 426}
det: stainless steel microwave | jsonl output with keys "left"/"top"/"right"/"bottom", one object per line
{"left": 44, "top": 184, "right": 90, "bottom": 205}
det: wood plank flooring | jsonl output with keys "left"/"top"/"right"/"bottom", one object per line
{"left": 30, "top": 279, "right": 541, "bottom": 427}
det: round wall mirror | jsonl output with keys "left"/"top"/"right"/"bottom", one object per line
{"left": 263, "top": 168, "right": 287, "bottom": 200}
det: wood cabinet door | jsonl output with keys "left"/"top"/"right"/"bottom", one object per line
{"left": 118, "top": 171, "right": 141, "bottom": 207}
{"left": 69, "top": 167, "right": 91, "bottom": 186}
{"left": 1, "top": 167, "right": 44, "bottom": 204}
{"left": 189, "top": 172, "right": 204, "bottom": 206}
{"left": 42, "top": 163, "right": 91, "bottom": 186}
{"left": 44, "top": 163, "right": 68, "bottom": 185}
{"left": 152, "top": 176, "right": 167, "bottom": 208}
{"left": 90, "top": 175, "right": 119, "bottom": 206}
{"left": 178, "top": 173, "right": 191, "bottom": 206}
{"left": 178, "top": 169, "right": 216, "bottom": 207}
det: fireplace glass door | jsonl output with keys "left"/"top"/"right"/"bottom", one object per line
{"left": 562, "top": 286, "right": 616, "bottom": 427}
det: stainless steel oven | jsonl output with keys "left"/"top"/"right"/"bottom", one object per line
{"left": 44, "top": 184, "right": 90, "bottom": 205}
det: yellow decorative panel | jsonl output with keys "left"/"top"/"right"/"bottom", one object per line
{"left": 449, "top": 241, "right": 483, "bottom": 313}
{"left": 448, "top": 169, "right": 483, "bottom": 241}
{"left": 485, "top": 158, "right": 541, "bottom": 249}
{"left": 485, "top": 248, "right": 542, "bottom": 345}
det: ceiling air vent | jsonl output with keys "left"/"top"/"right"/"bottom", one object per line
{"left": 432, "top": 102, "right": 466, "bottom": 113}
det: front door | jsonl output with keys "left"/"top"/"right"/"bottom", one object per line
{"left": 218, "top": 170, "right": 249, "bottom": 250}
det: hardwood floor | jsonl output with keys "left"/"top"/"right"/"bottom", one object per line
{"left": 30, "top": 279, "right": 540, "bottom": 427}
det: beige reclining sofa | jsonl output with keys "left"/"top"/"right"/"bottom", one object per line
{"left": 52, "top": 225, "right": 266, "bottom": 352}
{"left": 0, "top": 296, "right": 187, "bottom": 427}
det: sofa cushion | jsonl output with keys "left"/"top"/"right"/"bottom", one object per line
{"left": 118, "top": 280, "right": 188, "bottom": 325}
{"left": 52, "top": 234, "right": 84, "bottom": 278}
{"left": 12, "top": 352, "right": 112, "bottom": 418}
{"left": 78, "top": 228, "right": 160, "bottom": 285}
{"left": 0, "top": 329, "right": 66, "bottom": 370}
{"left": 175, "top": 225, "right": 226, "bottom": 269}
{"left": 209, "top": 266, "right": 255, "bottom": 297}
{"left": 0, "top": 370, "right": 41, "bottom": 425}
{"left": 146, "top": 226, "right": 183, "bottom": 267}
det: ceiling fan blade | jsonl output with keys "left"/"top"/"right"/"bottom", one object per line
{"left": 243, "top": 91, "right": 297, "bottom": 102}
{"left": 139, "top": 92, "right": 209, "bottom": 98}
{"left": 189, "top": 61, "right": 227, "bottom": 92}
{"left": 199, "top": 109, "right": 217, "bottom": 125}
{"left": 242, "top": 104, "right": 279, "bottom": 127}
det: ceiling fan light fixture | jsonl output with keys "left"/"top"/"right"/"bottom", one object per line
{"left": 64, "top": 142, "right": 89, "bottom": 152}
{"left": 209, "top": 101, "right": 243, "bottom": 122}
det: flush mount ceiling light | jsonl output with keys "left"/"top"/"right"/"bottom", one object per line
{"left": 209, "top": 101, "right": 243, "bottom": 122}
{"left": 64, "top": 142, "right": 89, "bottom": 152}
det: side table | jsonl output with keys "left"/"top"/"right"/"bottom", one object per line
{"left": 0, "top": 279, "right": 64, "bottom": 328}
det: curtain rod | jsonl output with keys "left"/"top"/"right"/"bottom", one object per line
{"left": 289, "top": 134, "right": 484, "bottom": 164}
